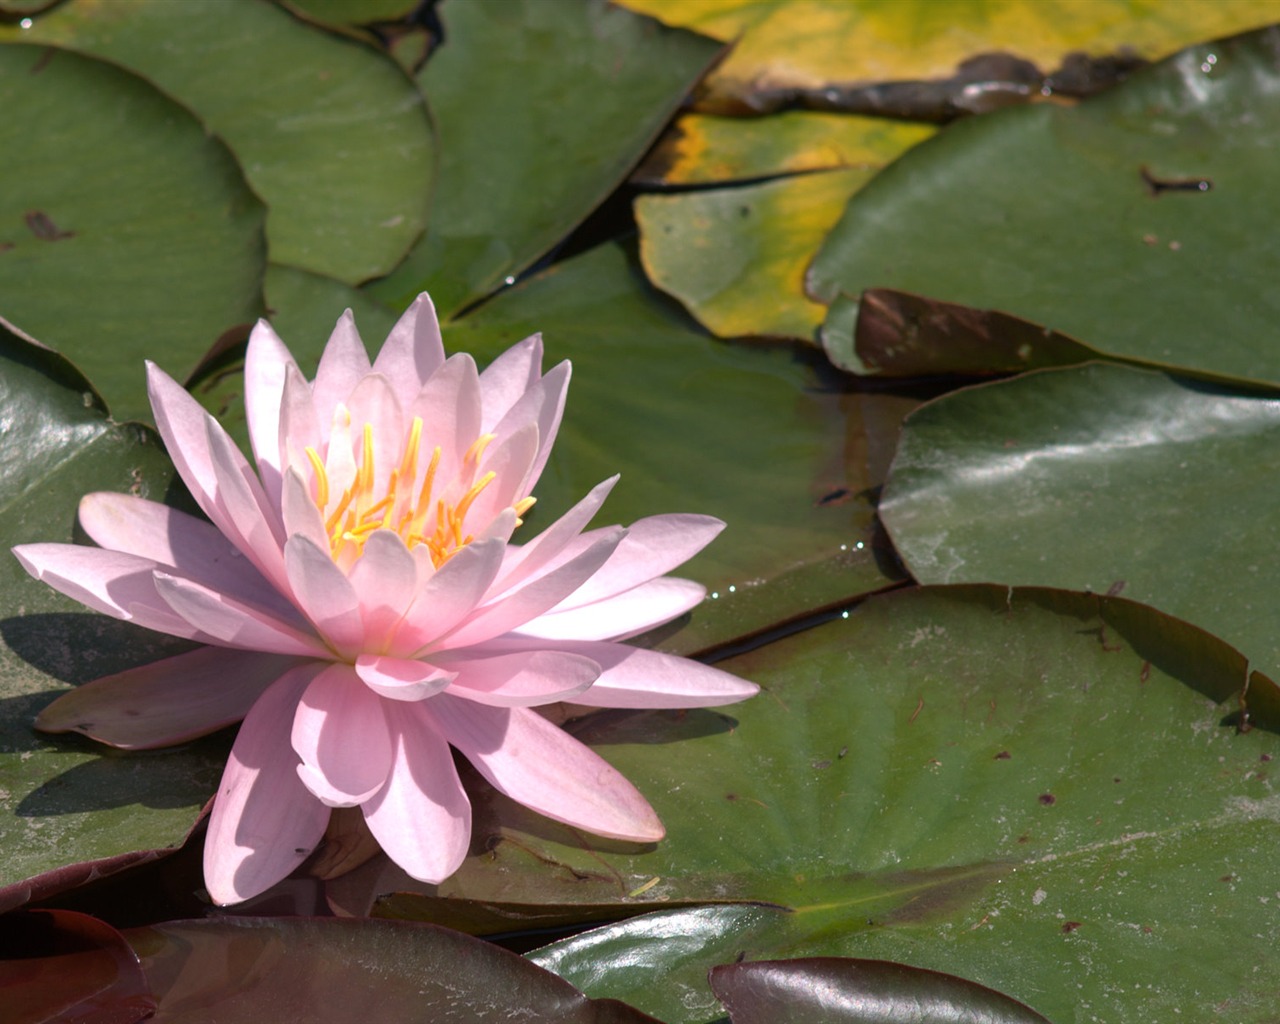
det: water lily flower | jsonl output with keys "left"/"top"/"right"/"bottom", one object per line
{"left": 15, "top": 295, "right": 757, "bottom": 905}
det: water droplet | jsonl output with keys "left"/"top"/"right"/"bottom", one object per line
{"left": 854, "top": 540, "right": 865, "bottom": 551}
{"left": 727, "top": 584, "right": 736, "bottom": 593}
{"left": 20, "top": 17, "right": 33, "bottom": 28}
{"left": 841, "top": 610, "right": 849, "bottom": 619}
{"left": 1200, "top": 53, "right": 1217, "bottom": 74}
{"left": 710, "top": 591, "right": 719, "bottom": 600}
{"left": 503, "top": 275, "right": 516, "bottom": 285}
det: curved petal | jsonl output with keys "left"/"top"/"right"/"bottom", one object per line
{"left": 283, "top": 535, "right": 364, "bottom": 655}
{"left": 478, "top": 332, "right": 543, "bottom": 433}
{"left": 204, "top": 664, "right": 331, "bottom": 905}
{"left": 406, "top": 353, "right": 482, "bottom": 493}
{"left": 278, "top": 363, "right": 323, "bottom": 479}
{"left": 438, "top": 649, "right": 600, "bottom": 707}
{"left": 429, "top": 695, "right": 663, "bottom": 842}
{"left": 34, "top": 647, "right": 306, "bottom": 749}
{"left": 292, "top": 663, "right": 392, "bottom": 806}
{"left": 205, "top": 418, "right": 289, "bottom": 589}
{"left": 372, "top": 293, "right": 446, "bottom": 408}
{"left": 488, "top": 360, "right": 569, "bottom": 491}
{"left": 556, "top": 514, "right": 723, "bottom": 609}
{"left": 243, "top": 318, "right": 297, "bottom": 513}
{"left": 311, "top": 309, "right": 372, "bottom": 419}
{"left": 457, "top": 421, "right": 539, "bottom": 531}
{"left": 76, "top": 493, "right": 300, "bottom": 624}
{"left": 154, "top": 572, "right": 330, "bottom": 657}
{"left": 343, "top": 372, "right": 404, "bottom": 496}
{"left": 518, "top": 577, "right": 706, "bottom": 642}
{"left": 392, "top": 536, "right": 507, "bottom": 655}
{"left": 279, "top": 468, "right": 330, "bottom": 554}
{"left": 440, "top": 527, "right": 626, "bottom": 649}
{"left": 362, "top": 701, "right": 471, "bottom": 885}
{"left": 355, "top": 655, "right": 455, "bottom": 701}
{"left": 348, "top": 530, "right": 420, "bottom": 648}
{"left": 14, "top": 543, "right": 219, "bottom": 643}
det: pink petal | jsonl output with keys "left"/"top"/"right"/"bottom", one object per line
{"left": 437, "top": 649, "right": 600, "bottom": 707}
{"left": 277, "top": 363, "right": 323, "bottom": 478}
{"left": 522, "top": 640, "right": 757, "bottom": 708}
{"left": 362, "top": 701, "right": 471, "bottom": 885}
{"left": 311, "top": 309, "right": 372, "bottom": 418}
{"left": 517, "top": 577, "right": 706, "bottom": 642}
{"left": 556, "top": 514, "right": 723, "bottom": 609}
{"left": 204, "top": 665, "right": 331, "bottom": 905}
{"left": 76, "top": 493, "right": 299, "bottom": 623}
{"left": 282, "top": 536, "right": 364, "bottom": 654}
{"left": 406, "top": 353, "right": 482, "bottom": 490}
{"left": 292, "top": 663, "right": 393, "bottom": 806}
{"left": 488, "top": 361, "right": 569, "bottom": 491}
{"left": 343, "top": 372, "right": 404, "bottom": 495}
{"left": 355, "top": 654, "right": 456, "bottom": 701}
{"left": 14, "top": 543, "right": 218, "bottom": 643}
{"left": 348, "top": 531, "right": 420, "bottom": 648}
{"left": 204, "top": 417, "right": 290, "bottom": 592}
{"left": 154, "top": 572, "right": 330, "bottom": 657}
{"left": 243, "top": 319, "right": 297, "bottom": 513}
{"left": 492, "top": 476, "right": 617, "bottom": 596}
{"left": 393, "top": 536, "right": 507, "bottom": 655}
{"left": 371, "top": 293, "right": 446, "bottom": 408}
{"left": 441, "top": 527, "right": 626, "bottom": 649}
{"left": 279, "top": 468, "right": 330, "bottom": 553}
{"left": 34, "top": 647, "right": 305, "bottom": 748}
{"left": 478, "top": 333, "right": 543, "bottom": 432}
{"left": 456, "top": 421, "right": 540, "bottom": 530}
{"left": 429, "top": 695, "right": 663, "bottom": 842}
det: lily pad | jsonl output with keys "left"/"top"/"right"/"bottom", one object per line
{"left": 880, "top": 361, "right": 1280, "bottom": 691}
{"left": 0, "top": 42, "right": 266, "bottom": 423}
{"left": 0, "top": 320, "right": 227, "bottom": 907}
{"left": 6, "top": 0, "right": 433, "bottom": 285}
{"left": 637, "top": 168, "right": 876, "bottom": 341}
{"left": 511, "top": 584, "right": 1280, "bottom": 1023}
{"left": 369, "top": 0, "right": 722, "bottom": 318}
{"left": 809, "top": 25, "right": 1280, "bottom": 385}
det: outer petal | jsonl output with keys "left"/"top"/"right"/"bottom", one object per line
{"left": 429, "top": 695, "right": 663, "bottom": 842}
{"left": 311, "top": 309, "right": 372, "bottom": 418}
{"left": 488, "top": 360, "right": 569, "bottom": 491}
{"left": 34, "top": 647, "right": 306, "bottom": 749}
{"left": 392, "top": 536, "right": 507, "bottom": 655}
{"left": 283, "top": 535, "right": 365, "bottom": 654}
{"left": 435, "top": 649, "right": 600, "bottom": 707}
{"left": 77, "top": 492, "right": 298, "bottom": 623}
{"left": 371, "top": 293, "right": 446, "bottom": 408}
{"left": 204, "top": 665, "right": 331, "bottom": 905}
{"left": 477, "top": 332, "right": 543, "bottom": 433}
{"left": 362, "top": 701, "right": 471, "bottom": 885}
{"left": 355, "top": 655, "right": 455, "bottom": 702}
{"left": 406, "top": 353, "right": 482, "bottom": 492}
{"left": 292, "top": 663, "right": 393, "bottom": 806}
{"left": 154, "top": 572, "right": 330, "bottom": 657}
{"left": 14, "top": 544, "right": 220, "bottom": 643}
{"left": 348, "top": 530, "right": 420, "bottom": 648}
{"left": 243, "top": 318, "right": 298, "bottom": 512}
{"left": 509, "top": 639, "right": 757, "bottom": 708}
{"left": 517, "top": 577, "right": 706, "bottom": 642}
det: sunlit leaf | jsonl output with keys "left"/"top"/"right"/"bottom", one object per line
{"left": 6, "top": 0, "right": 433, "bottom": 286}
{"left": 810, "top": 25, "right": 1280, "bottom": 384}
{"left": 638, "top": 168, "right": 874, "bottom": 341}
{"left": 369, "top": 0, "right": 721, "bottom": 317}
{"left": 0, "top": 42, "right": 265, "bottom": 423}
{"left": 521, "top": 585, "right": 1280, "bottom": 1023}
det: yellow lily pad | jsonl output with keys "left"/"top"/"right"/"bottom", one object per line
{"left": 637, "top": 167, "right": 872, "bottom": 340}
{"left": 633, "top": 110, "right": 934, "bottom": 185}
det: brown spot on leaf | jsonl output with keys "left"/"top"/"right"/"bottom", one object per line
{"left": 994, "top": 750, "right": 1011, "bottom": 760}
{"left": 816, "top": 487, "right": 851, "bottom": 507}
{"left": 1061, "top": 921, "right": 1082, "bottom": 933}
{"left": 25, "top": 210, "right": 75, "bottom": 241}
{"left": 1038, "top": 793, "right": 1056, "bottom": 806}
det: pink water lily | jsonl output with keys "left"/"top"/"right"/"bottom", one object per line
{"left": 15, "top": 295, "right": 756, "bottom": 905}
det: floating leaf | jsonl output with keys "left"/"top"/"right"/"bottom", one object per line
{"left": 6, "top": 0, "right": 433, "bottom": 285}
{"left": 810, "top": 26, "right": 1280, "bottom": 384}
{"left": 369, "top": 0, "right": 721, "bottom": 317}
{"left": 0, "top": 42, "right": 265, "bottom": 423}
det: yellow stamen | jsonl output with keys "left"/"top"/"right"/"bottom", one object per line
{"left": 305, "top": 447, "right": 330, "bottom": 508}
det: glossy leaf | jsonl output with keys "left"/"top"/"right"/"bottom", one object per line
{"left": 633, "top": 112, "right": 934, "bottom": 186}
{"left": 709, "top": 958, "right": 1052, "bottom": 1024}
{"left": 280, "top": 0, "right": 419, "bottom": 24}
{"left": 617, "top": 0, "right": 1280, "bottom": 114}
{"left": 369, "top": 0, "right": 721, "bottom": 317}
{"left": 7, "top": 0, "right": 433, "bottom": 286}
{"left": 125, "top": 916, "right": 660, "bottom": 1023}
{"left": 810, "top": 26, "right": 1280, "bottom": 384}
{"left": 638, "top": 168, "right": 875, "bottom": 341}
{"left": 0, "top": 909, "right": 155, "bottom": 1024}
{"left": 521, "top": 585, "right": 1280, "bottom": 1023}
{"left": 0, "top": 321, "right": 229, "bottom": 907}
{"left": 881, "top": 361, "right": 1280, "bottom": 688}
{"left": 0, "top": 42, "right": 265, "bottom": 423}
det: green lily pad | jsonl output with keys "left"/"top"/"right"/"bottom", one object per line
{"left": 0, "top": 320, "right": 227, "bottom": 908}
{"left": 880, "top": 360, "right": 1280, "bottom": 692}
{"left": 508, "top": 584, "right": 1280, "bottom": 1023}
{"left": 0, "top": 42, "right": 266, "bottom": 423}
{"left": 637, "top": 168, "right": 876, "bottom": 341}
{"left": 369, "top": 0, "right": 722, "bottom": 318}
{"left": 6, "top": 0, "right": 433, "bottom": 286}
{"left": 809, "top": 25, "right": 1280, "bottom": 384}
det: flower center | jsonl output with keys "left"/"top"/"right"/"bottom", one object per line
{"left": 304, "top": 415, "right": 535, "bottom": 568}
